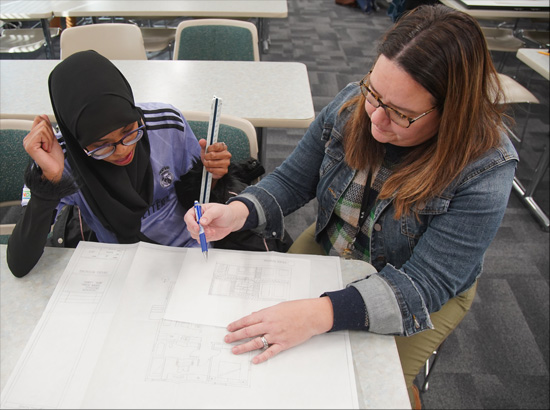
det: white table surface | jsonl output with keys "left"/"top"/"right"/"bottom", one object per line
{"left": 0, "top": 244, "right": 410, "bottom": 409}
{"left": 50, "top": 0, "right": 288, "bottom": 18}
{"left": 0, "top": 0, "right": 54, "bottom": 20}
{"left": 516, "top": 48, "right": 550, "bottom": 80}
{"left": 1, "top": 0, "right": 287, "bottom": 19}
{"left": 439, "top": 0, "right": 550, "bottom": 19}
{"left": 0, "top": 59, "right": 314, "bottom": 129}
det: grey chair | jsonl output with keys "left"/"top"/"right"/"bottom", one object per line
{"left": 173, "top": 19, "right": 260, "bottom": 61}
{"left": 0, "top": 119, "right": 33, "bottom": 243}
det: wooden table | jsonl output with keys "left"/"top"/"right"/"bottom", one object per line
{"left": 0, "top": 244, "right": 411, "bottom": 408}
{"left": 0, "top": 59, "right": 315, "bottom": 164}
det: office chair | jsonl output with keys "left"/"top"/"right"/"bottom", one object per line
{"left": 182, "top": 111, "right": 258, "bottom": 163}
{"left": 0, "top": 119, "right": 33, "bottom": 243}
{"left": 173, "top": 19, "right": 260, "bottom": 61}
{"left": 60, "top": 23, "right": 147, "bottom": 60}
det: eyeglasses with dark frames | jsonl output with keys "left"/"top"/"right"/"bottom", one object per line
{"left": 359, "top": 72, "right": 436, "bottom": 128}
{"left": 85, "top": 123, "right": 145, "bottom": 160}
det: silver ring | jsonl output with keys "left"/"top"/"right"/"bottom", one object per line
{"left": 260, "top": 335, "right": 269, "bottom": 350}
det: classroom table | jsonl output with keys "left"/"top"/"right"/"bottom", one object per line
{"left": 439, "top": 0, "right": 550, "bottom": 20}
{"left": 0, "top": 244, "right": 411, "bottom": 409}
{"left": 0, "top": 59, "right": 315, "bottom": 164}
{"left": 50, "top": 0, "right": 288, "bottom": 54}
{"left": 1, "top": 0, "right": 287, "bottom": 57}
{"left": 516, "top": 48, "right": 550, "bottom": 80}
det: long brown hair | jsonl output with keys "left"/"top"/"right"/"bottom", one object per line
{"left": 343, "top": 4, "right": 505, "bottom": 218}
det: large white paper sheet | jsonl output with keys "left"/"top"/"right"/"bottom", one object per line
{"left": 164, "top": 249, "right": 312, "bottom": 327}
{"left": 1, "top": 243, "right": 358, "bottom": 409}
{"left": 81, "top": 246, "right": 358, "bottom": 409}
{"left": 0, "top": 242, "right": 137, "bottom": 409}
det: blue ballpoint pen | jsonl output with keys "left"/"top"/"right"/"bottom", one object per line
{"left": 193, "top": 201, "right": 208, "bottom": 260}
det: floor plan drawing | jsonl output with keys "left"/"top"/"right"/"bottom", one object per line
{"left": 209, "top": 261, "right": 291, "bottom": 301}
{"left": 147, "top": 320, "right": 252, "bottom": 387}
{"left": 165, "top": 249, "right": 312, "bottom": 327}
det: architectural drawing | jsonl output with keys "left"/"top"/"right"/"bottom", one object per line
{"left": 147, "top": 320, "right": 252, "bottom": 387}
{"left": 209, "top": 261, "right": 291, "bottom": 301}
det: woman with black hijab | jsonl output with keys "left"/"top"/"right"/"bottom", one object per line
{"left": 7, "top": 50, "right": 231, "bottom": 277}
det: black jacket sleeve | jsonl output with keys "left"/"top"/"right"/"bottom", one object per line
{"left": 6, "top": 164, "right": 77, "bottom": 278}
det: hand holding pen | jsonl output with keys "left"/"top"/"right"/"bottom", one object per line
{"left": 193, "top": 201, "right": 208, "bottom": 260}
{"left": 184, "top": 201, "right": 251, "bottom": 246}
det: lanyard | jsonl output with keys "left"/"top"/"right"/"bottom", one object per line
{"left": 343, "top": 171, "right": 373, "bottom": 259}
{"left": 357, "top": 171, "right": 373, "bottom": 230}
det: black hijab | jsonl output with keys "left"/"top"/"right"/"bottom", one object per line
{"left": 48, "top": 50, "right": 153, "bottom": 243}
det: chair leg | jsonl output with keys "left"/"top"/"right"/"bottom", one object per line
{"left": 421, "top": 340, "right": 445, "bottom": 393}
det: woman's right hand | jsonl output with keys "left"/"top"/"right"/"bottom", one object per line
{"left": 23, "top": 115, "right": 65, "bottom": 182}
{"left": 183, "top": 201, "right": 250, "bottom": 242}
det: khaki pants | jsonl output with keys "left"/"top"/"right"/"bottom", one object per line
{"left": 289, "top": 223, "right": 477, "bottom": 409}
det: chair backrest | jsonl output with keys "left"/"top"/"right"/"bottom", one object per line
{"left": 481, "top": 27, "right": 525, "bottom": 52}
{"left": 495, "top": 73, "right": 540, "bottom": 145}
{"left": 0, "top": 119, "right": 33, "bottom": 241}
{"left": 173, "top": 19, "right": 260, "bottom": 61}
{"left": 60, "top": 23, "right": 147, "bottom": 60}
{"left": 182, "top": 111, "right": 258, "bottom": 162}
{"left": 496, "top": 73, "right": 540, "bottom": 105}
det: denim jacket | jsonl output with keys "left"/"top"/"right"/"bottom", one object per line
{"left": 238, "top": 82, "right": 518, "bottom": 336}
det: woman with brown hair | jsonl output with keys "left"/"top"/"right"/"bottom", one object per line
{"left": 184, "top": 4, "right": 518, "bottom": 407}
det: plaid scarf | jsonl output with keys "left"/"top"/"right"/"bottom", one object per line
{"left": 319, "top": 144, "right": 411, "bottom": 261}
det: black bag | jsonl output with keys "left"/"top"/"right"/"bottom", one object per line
{"left": 175, "top": 157, "right": 294, "bottom": 253}
{"left": 209, "top": 158, "right": 293, "bottom": 253}
{"left": 47, "top": 204, "right": 97, "bottom": 248}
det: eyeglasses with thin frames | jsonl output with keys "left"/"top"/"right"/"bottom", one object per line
{"left": 359, "top": 72, "right": 436, "bottom": 128}
{"left": 85, "top": 123, "right": 145, "bottom": 160}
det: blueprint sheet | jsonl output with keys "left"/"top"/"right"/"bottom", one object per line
{"left": 1, "top": 242, "right": 359, "bottom": 409}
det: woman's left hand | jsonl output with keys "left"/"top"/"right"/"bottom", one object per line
{"left": 199, "top": 139, "right": 231, "bottom": 180}
{"left": 224, "top": 297, "right": 334, "bottom": 364}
